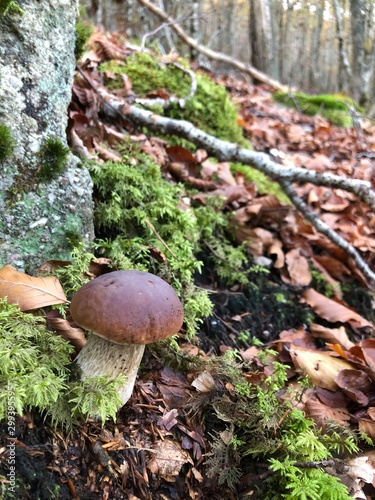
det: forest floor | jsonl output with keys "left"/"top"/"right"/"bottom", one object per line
{"left": 1, "top": 30, "right": 375, "bottom": 500}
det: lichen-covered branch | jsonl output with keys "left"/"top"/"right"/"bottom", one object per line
{"left": 80, "top": 72, "right": 375, "bottom": 287}
{"left": 112, "top": 102, "right": 375, "bottom": 212}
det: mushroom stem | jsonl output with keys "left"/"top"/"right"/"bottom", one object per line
{"left": 76, "top": 334, "right": 145, "bottom": 405}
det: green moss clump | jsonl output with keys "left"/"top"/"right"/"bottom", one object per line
{"left": 0, "top": 0, "right": 22, "bottom": 16}
{"left": 75, "top": 20, "right": 94, "bottom": 59}
{"left": 199, "top": 350, "right": 361, "bottom": 497}
{"left": 88, "top": 154, "right": 213, "bottom": 337}
{"left": 0, "top": 259, "right": 126, "bottom": 428}
{"left": 0, "top": 123, "right": 15, "bottom": 162}
{"left": 37, "top": 137, "right": 70, "bottom": 181}
{"left": 100, "top": 53, "right": 244, "bottom": 144}
{"left": 273, "top": 91, "right": 364, "bottom": 127}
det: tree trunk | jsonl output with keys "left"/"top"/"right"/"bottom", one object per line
{"left": 249, "top": 0, "right": 274, "bottom": 77}
{"left": 0, "top": 1, "right": 94, "bottom": 272}
{"left": 350, "top": 0, "right": 372, "bottom": 105}
{"left": 350, "top": 0, "right": 364, "bottom": 100}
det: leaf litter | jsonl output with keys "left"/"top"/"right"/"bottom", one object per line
{"left": 1, "top": 27, "right": 375, "bottom": 499}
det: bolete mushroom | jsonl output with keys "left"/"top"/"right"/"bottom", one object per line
{"left": 70, "top": 270, "right": 184, "bottom": 405}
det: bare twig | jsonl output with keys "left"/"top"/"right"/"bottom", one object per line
{"left": 279, "top": 181, "right": 375, "bottom": 284}
{"left": 144, "top": 219, "right": 177, "bottom": 258}
{"left": 137, "top": 0, "right": 287, "bottom": 91}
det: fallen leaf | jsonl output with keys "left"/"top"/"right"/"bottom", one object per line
{"left": 147, "top": 440, "right": 193, "bottom": 482}
{"left": 360, "top": 339, "right": 375, "bottom": 373}
{"left": 303, "top": 288, "right": 373, "bottom": 329}
{"left": 304, "top": 396, "right": 350, "bottom": 428}
{"left": 289, "top": 344, "right": 353, "bottom": 390}
{"left": 284, "top": 248, "right": 312, "bottom": 286}
{"left": 46, "top": 310, "right": 86, "bottom": 351}
{"left": 309, "top": 323, "right": 355, "bottom": 350}
{"left": 334, "top": 369, "right": 372, "bottom": 405}
{"left": 0, "top": 265, "right": 68, "bottom": 311}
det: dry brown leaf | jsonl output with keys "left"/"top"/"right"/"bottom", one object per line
{"left": 289, "top": 344, "right": 353, "bottom": 390}
{"left": 360, "top": 339, "right": 375, "bottom": 373}
{"left": 45, "top": 310, "right": 86, "bottom": 351}
{"left": 93, "top": 139, "right": 122, "bottom": 162}
{"left": 268, "top": 239, "right": 285, "bottom": 268}
{"left": 358, "top": 419, "right": 375, "bottom": 442}
{"left": 284, "top": 248, "right": 312, "bottom": 286}
{"left": 303, "top": 288, "right": 373, "bottom": 329}
{"left": 0, "top": 265, "right": 68, "bottom": 311}
{"left": 309, "top": 323, "right": 355, "bottom": 350}
{"left": 147, "top": 440, "right": 193, "bottom": 482}
{"left": 334, "top": 369, "right": 372, "bottom": 405}
{"left": 304, "top": 396, "right": 350, "bottom": 428}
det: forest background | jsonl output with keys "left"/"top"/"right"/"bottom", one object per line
{"left": 82, "top": 0, "right": 375, "bottom": 112}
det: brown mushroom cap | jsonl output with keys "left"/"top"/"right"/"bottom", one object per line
{"left": 70, "top": 270, "right": 184, "bottom": 344}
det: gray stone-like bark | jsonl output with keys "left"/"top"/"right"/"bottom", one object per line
{"left": 0, "top": 0, "right": 94, "bottom": 272}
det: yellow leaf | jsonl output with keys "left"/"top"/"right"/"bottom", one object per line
{"left": 289, "top": 345, "right": 353, "bottom": 390}
{"left": 0, "top": 265, "right": 68, "bottom": 311}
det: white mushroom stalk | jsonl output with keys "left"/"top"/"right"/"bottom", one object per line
{"left": 76, "top": 334, "right": 145, "bottom": 404}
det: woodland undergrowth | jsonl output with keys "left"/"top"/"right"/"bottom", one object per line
{"left": 1, "top": 25, "right": 374, "bottom": 499}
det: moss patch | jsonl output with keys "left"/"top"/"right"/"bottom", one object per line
{"left": 0, "top": 123, "right": 15, "bottom": 163}
{"left": 100, "top": 52, "right": 245, "bottom": 144}
{"left": 37, "top": 137, "right": 70, "bottom": 181}
{"left": 75, "top": 20, "right": 94, "bottom": 60}
{"left": 0, "top": 0, "right": 22, "bottom": 16}
{"left": 272, "top": 91, "right": 363, "bottom": 127}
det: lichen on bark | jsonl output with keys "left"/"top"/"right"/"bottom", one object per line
{"left": 0, "top": 0, "right": 94, "bottom": 272}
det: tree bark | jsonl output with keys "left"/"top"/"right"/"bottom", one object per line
{"left": 249, "top": 0, "right": 274, "bottom": 78}
{"left": 0, "top": 1, "right": 94, "bottom": 272}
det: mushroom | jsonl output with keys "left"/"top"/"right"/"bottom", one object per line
{"left": 70, "top": 270, "right": 184, "bottom": 405}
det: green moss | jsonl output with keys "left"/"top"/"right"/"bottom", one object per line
{"left": 75, "top": 20, "right": 94, "bottom": 59}
{"left": 232, "top": 163, "right": 291, "bottom": 203}
{"left": 0, "top": 0, "right": 23, "bottom": 16}
{"left": 199, "top": 350, "right": 359, "bottom": 497}
{"left": 37, "top": 137, "right": 70, "bottom": 181}
{"left": 88, "top": 154, "right": 213, "bottom": 337}
{"left": 100, "top": 53, "right": 244, "bottom": 144}
{"left": 273, "top": 91, "right": 364, "bottom": 127}
{"left": 0, "top": 123, "right": 15, "bottom": 162}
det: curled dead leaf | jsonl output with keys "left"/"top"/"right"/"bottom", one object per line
{"left": 309, "top": 323, "right": 355, "bottom": 350}
{"left": 334, "top": 369, "right": 372, "bottom": 405}
{"left": 304, "top": 396, "right": 350, "bottom": 428}
{"left": 0, "top": 265, "right": 68, "bottom": 311}
{"left": 45, "top": 310, "right": 86, "bottom": 351}
{"left": 303, "top": 288, "right": 373, "bottom": 330}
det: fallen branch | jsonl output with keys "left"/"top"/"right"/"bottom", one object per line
{"left": 111, "top": 103, "right": 375, "bottom": 212}
{"left": 135, "top": 61, "right": 197, "bottom": 108}
{"left": 279, "top": 180, "right": 375, "bottom": 284}
{"left": 76, "top": 66, "right": 375, "bottom": 287}
{"left": 110, "top": 103, "right": 375, "bottom": 287}
{"left": 137, "top": 0, "right": 287, "bottom": 92}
